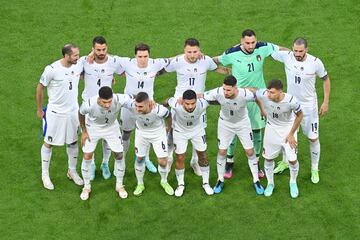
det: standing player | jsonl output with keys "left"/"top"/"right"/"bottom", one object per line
{"left": 271, "top": 38, "right": 330, "bottom": 183}
{"left": 213, "top": 29, "right": 283, "bottom": 179}
{"left": 79, "top": 87, "right": 131, "bottom": 200}
{"left": 164, "top": 90, "right": 213, "bottom": 197}
{"left": 123, "top": 92, "right": 174, "bottom": 196}
{"left": 254, "top": 80, "right": 303, "bottom": 198}
{"left": 81, "top": 36, "right": 124, "bottom": 180}
{"left": 118, "top": 43, "right": 170, "bottom": 174}
{"left": 204, "top": 75, "right": 264, "bottom": 195}
{"left": 36, "top": 44, "right": 84, "bottom": 190}
{"left": 165, "top": 38, "right": 229, "bottom": 176}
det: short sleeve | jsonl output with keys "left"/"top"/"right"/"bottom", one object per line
{"left": 204, "top": 88, "right": 220, "bottom": 101}
{"left": 205, "top": 56, "right": 217, "bottom": 71}
{"left": 157, "top": 104, "right": 170, "bottom": 118}
{"left": 271, "top": 50, "right": 288, "bottom": 63}
{"left": 155, "top": 58, "right": 170, "bottom": 71}
{"left": 115, "top": 56, "right": 131, "bottom": 71}
{"left": 290, "top": 96, "right": 302, "bottom": 114}
{"left": 218, "top": 52, "right": 232, "bottom": 66}
{"left": 264, "top": 42, "right": 280, "bottom": 56}
{"left": 240, "top": 88, "right": 256, "bottom": 102}
{"left": 165, "top": 57, "right": 179, "bottom": 72}
{"left": 315, "top": 58, "right": 328, "bottom": 79}
{"left": 255, "top": 89, "right": 268, "bottom": 101}
{"left": 167, "top": 97, "right": 177, "bottom": 108}
{"left": 79, "top": 100, "right": 90, "bottom": 115}
{"left": 39, "top": 65, "right": 54, "bottom": 87}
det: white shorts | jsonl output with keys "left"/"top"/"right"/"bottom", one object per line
{"left": 262, "top": 125, "right": 297, "bottom": 161}
{"left": 135, "top": 127, "right": 168, "bottom": 158}
{"left": 173, "top": 127, "right": 207, "bottom": 154}
{"left": 300, "top": 105, "right": 319, "bottom": 139}
{"left": 82, "top": 123, "right": 123, "bottom": 153}
{"left": 44, "top": 109, "right": 79, "bottom": 146}
{"left": 121, "top": 107, "right": 136, "bottom": 132}
{"left": 217, "top": 117, "right": 254, "bottom": 150}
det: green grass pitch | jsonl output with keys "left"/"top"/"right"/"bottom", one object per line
{"left": 0, "top": 0, "right": 359, "bottom": 239}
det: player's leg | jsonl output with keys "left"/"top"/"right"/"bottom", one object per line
{"left": 66, "top": 111, "right": 84, "bottom": 186}
{"left": 152, "top": 131, "right": 174, "bottom": 196}
{"left": 225, "top": 136, "right": 237, "bottom": 179}
{"left": 262, "top": 127, "right": 281, "bottom": 197}
{"left": 173, "top": 131, "right": 188, "bottom": 197}
{"left": 66, "top": 141, "right": 84, "bottom": 186}
{"left": 41, "top": 142, "right": 53, "bottom": 190}
{"left": 133, "top": 130, "right": 147, "bottom": 196}
{"left": 284, "top": 130, "right": 299, "bottom": 198}
{"left": 213, "top": 121, "right": 233, "bottom": 194}
{"left": 252, "top": 129, "right": 265, "bottom": 178}
{"left": 100, "top": 140, "right": 112, "bottom": 179}
{"left": 310, "top": 137, "right": 320, "bottom": 183}
{"left": 166, "top": 129, "right": 174, "bottom": 172}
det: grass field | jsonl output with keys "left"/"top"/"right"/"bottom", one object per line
{"left": 1, "top": 0, "right": 359, "bottom": 239}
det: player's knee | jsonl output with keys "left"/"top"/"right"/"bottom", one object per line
{"left": 245, "top": 148, "right": 254, "bottom": 156}
{"left": 43, "top": 142, "right": 52, "bottom": 149}
{"left": 176, "top": 154, "right": 185, "bottom": 169}
{"left": 158, "top": 157, "right": 167, "bottom": 167}
{"left": 84, "top": 152, "right": 93, "bottom": 160}
{"left": 218, "top": 149, "right": 226, "bottom": 156}
{"left": 309, "top": 138, "right": 318, "bottom": 143}
{"left": 114, "top": 152, "right": 123, "bottom": 160}
{"left": 122, "top": 131, "right": 132, "bottom": 141}
{"left": 136, "top": 156, "right": 145, "bottom": 163}
{"left": 197, "top": 152, "right": 208, "bottom": 167}
{"left": 289, "top": 160, "right": 297, "bottom": 165}
{"left": 67, "top": 141, "right": 77, "bottom": 147}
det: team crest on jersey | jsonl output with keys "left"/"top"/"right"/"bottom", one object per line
{"left": 194, "top": 68, "right": 197, "bottom": 72}
{"left": 71, "top": 71, "right": 74, "bottom": 75}
{"left": 256, "top": 55, "right": 261, "bottom": 61}
{"left": 101, "top": 69, "right": 105, "bottom": 73}
{"left": 144, "top": 72, "right": 147, "bottom": 76}
{"left": 277, "top": 106, "right": 280, "bottom": 110}
{"left": 300, "top": 67, "right": 304, "bottom": 71}
{"left": 48, "top": 136, "right": 53, "bottom": 142}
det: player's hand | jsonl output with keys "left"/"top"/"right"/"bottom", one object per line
{"left": 177, "top": 97, "right": 183, "bottom": 105}
{"left": 149, "top": 100, "right": 156, "bottom": 109}
{"left": 260, "top": 108, "right": 267, "bottom": 118}
{"left": 87, "top": 50, "right": 95, "bottom": 64}
{"left": 319, "top": 102, "right": 329, "bottom": 117}
{"left": 285, "top": 134, "right": 297, "bottom": 149}
{"left": 36, "top": 109, "right": 44, "bottom": 119}
{"left": 196, "top": 93, "right": 204, "bottom": 98}
{"left": 81, "top": 131, "right": 90, "bottom": 147}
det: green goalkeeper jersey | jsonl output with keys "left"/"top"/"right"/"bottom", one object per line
{"left": 219, "top": 42, "right": 279, "bottom": 88}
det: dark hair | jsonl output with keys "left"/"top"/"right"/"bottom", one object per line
{"left": 267, "top": 79, "right": 283, "bottom": 90}
{"left": 242, "top": 29, "right": 256, "bottom": 38}
{"left": 183, "top": 89, "right": 197, "bottom": 100}
{"left": 61, "top": 44, "right": 78, "bottom": 57}
{"left": 98, "top": 86, "right": 113, "bottom": 100}
{"left": 184, "top": 38, "right": 200, "bottom": 47}
{"left": 135, "top": 43, "right": 150, "bottom": 54}
{"left": 223, "top": 75, "right": 237, "bottom": 87}
{"left": 92, "top": 36, "right": 107, "bottom": 46}
{"left": 293, "top": 37, "right": 308, "bottom": 48}
{"left": 135, "top": 92, "right": 149, "bottom": 102}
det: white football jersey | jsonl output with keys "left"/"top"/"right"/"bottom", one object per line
{"left": 204, "top": 87, "right": 255, "bottom": 123}
{"left": 256, "top": 89, "right": 302, "bottom": 127}
{"left": 39, "top": 59, "right": 83, "bottom": 113}
{"left": 271, "top": 51, "right": 327, "bottom": 106}
{"left": 79, "top": 93, "right": 132, "bottom": 128}
{"left": 168, "top": 97, "right": 208, "bottom": 132}
{"left": 119, "top": 57, "right": 169, "bottom": 99}
{"left": 81, "top": 55, "right": 124, "bottom": 101}
{"left": 165, "top": 54, "right": 217, "bottom": 98}
{"left": 124, "top": 100, "right": 170, "bottom": 131}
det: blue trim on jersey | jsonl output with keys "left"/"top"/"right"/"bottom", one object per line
{"left": 225, "top": 45, "right": 241, "bottom": 54}
{"left": 42, "top": 106, "right": 47, "bottom": 136}
{"left": 255, "top": 42, "right": 268, "bottom": 49}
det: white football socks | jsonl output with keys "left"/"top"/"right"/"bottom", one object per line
{"left": 217, "top": 154, "right": 226, "bottom": 182}
{"left": 81, "top": 159, "right": 92, "bottom": 188}
{"left": 158, "top": 165, "right": 168, "bottom": 183}
{"left": 289, "top": 161, "right": 299, "bottom": 183}
{"left": 114, "top": 158, "right": 125, "bottom": 186}
{"left": 102, "top": 140, "right": 111, "bottom": 164}
{"left": 41, "top": 144, "right": 52, "bottom": 177}
{"left": 175, "top": 168, "right": 185, "bottom": 186}
{"left": 264, "top": 160, "right": 275, "bottom": 185}
{"left": 135, "top": 159, "right": 145, "bottom": 185}
{"left": 200, "top": 166, "right": 210, "bottom": 185}
{"left": 190, "top": 148, "right": 198, "bottom": 165}
{"left": 66, "top": 143, "right": 78, "bottom": 172}
{"left": 248, "top": 154, "right": 259, "bottom": 183}
{"left": 310, "top": 139, "right": 320, "bottom": 171}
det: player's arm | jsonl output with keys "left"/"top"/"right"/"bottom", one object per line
{"left": 36, "top": 83, "right": 45, "bottom": 118}
{"left": 286, "top": 110, "right": 303, "bottom": 149}
{"left": 319, "top": 75, "right": 330, "bottom": 117}
{"left": 255, "top": 98, "right": 267, "bottom": 118}
{"left": 214, "top": 66, "right": 231, "bottom": 74}
{"left": 212, "top": 56, "right": 221, "bottom": 65}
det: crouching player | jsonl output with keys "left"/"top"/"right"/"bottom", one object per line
{"left": 164, "top": 90, "right": 213, "bottom": 197}
{"left": 204, "top": 75, "right": 264, "bottom": 195}
{"left": 79, "top": 86, "right": 131, "bottom": 200}
{"left": 254, "top": 79, "right": 303, "bottom": 198}
{"left": 124, "top": 92, "right": 174, "bottom": 196}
